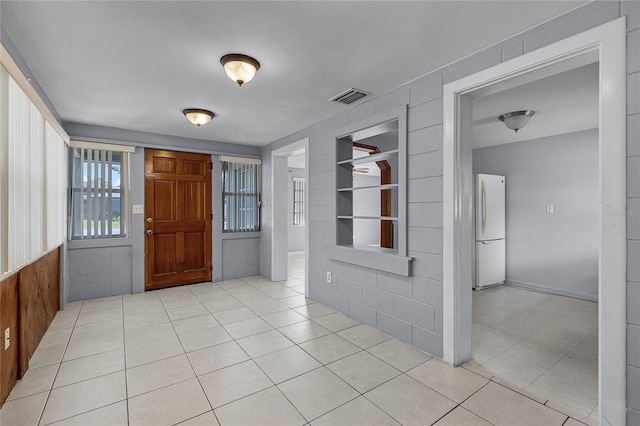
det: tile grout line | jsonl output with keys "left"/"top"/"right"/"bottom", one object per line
{"left": 36, "top": 300, "right": 83, "bottom": 426}
{"left": 22, "top": 266, "right": 595, "bottom": 426}
{"left": 120, "top": 294, "right": 130, "bottom": 426}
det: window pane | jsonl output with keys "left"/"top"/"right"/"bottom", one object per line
{"left": 293, "top": 177, "right": 305, "bottom": 226}
{"left": 222, "top": 161, "right": 260, "bottom": 232}
{"left": 70, "top": 147, "right": 127, "bottom": 239}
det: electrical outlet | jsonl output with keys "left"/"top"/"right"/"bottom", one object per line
{"left": 326, "top": 272, "right": 332, "bottom": 283}
{"left": 4, "top": 327, "right": 9, "bottom": 350}
{"left": 546, "top": 204, "right": 554, "bottom": 214}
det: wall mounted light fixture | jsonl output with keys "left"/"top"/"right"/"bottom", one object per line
{"left": 498, "top": 110, "right": 535, "bottom": 133}
{"left": 220, "top": 54, "right": 260, "bottom": 86}
{"left": 183, "top": 109, "right": 215, "bottom": 127}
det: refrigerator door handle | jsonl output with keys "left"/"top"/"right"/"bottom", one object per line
{"left": 481, "top": 180, "right": 487, "bottom": 235}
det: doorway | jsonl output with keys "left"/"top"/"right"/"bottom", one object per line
{"left": 144, "top": 149, "right": 212, "bottom": 290}
{"left": 442, "top": 18, "right": 627, "bottom": 425}
{"left": 271, "top": 138, "right": 310, "bottom": 296}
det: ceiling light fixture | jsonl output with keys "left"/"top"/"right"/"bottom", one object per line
{"left": 220, "top": 54, "right": 260, "bottom": 86}
{"left": 498, "top": 110, "right": 535, "bottom": 133}
{"left": 183, "top": 109, "right": 215, "bottom": 127}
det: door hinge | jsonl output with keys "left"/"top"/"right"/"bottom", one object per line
{"left": 209, "top": 161, "right": 213, "bottom": 170}
{"left": 211, "top": 212, "right": 213, "bottom": 220}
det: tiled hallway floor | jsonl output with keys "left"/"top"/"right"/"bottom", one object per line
{"left": 1, "top": 260, "right": 592, "bottom": 425}
{"left": 472, "top": 285, "right": 598, "bottom": 422}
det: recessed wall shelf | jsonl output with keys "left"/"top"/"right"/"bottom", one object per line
{"left": 337, "top": 183, "right": 399, "bottom": 192}
{"left": 333, "top": 105, "right": 411, "bottom": 276}
{"left": 336, "top": 149, "right": 399, "bottom": 166}
{"left": 337, "top": 215, "right": 399, "bottom": 220}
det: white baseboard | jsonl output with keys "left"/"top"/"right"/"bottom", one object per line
{"left": 288, "top": 251, "right": 305, "bottom": 256}
{"left": 506, "top": 279, "right": 598, "bottom": 302}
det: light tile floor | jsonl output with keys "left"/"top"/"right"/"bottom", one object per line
{"left": 472, "top": 285, "right": 598, "bottom": 423}
{"left": 0, "top": 257, "right": 592, "bottom": 425}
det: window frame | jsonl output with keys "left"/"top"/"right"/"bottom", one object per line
{"left": 292, "top": 177, "right": 305, "bottom": 227}
{"left": 221, "top": 157, "right": 262, "bottom": 233}
{"left": 68, "top": 140, "right": 133, "bottom": 240}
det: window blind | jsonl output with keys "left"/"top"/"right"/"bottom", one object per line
{"left": 222, "top": 161, "right": 261, "bottom": 232}
{"left": 1, "top": 62, "right": 68, "bottom": 275}
{"left": 45, "top": 123, "right": 66, "bottom": 250}
{"left": 293, "top": 177, "right": 305, "bottom": 226}
{"left": 7, "top": 75, "right": 32, "bottom": 270}
{"left": 30, "top": 103, "right": 45, "bottom": 257}
{"left": 70, "top": 148, "right": 127, "bottom": 239}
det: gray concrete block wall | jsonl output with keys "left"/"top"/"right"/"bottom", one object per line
{"left": 260, "top": 4, "right": 639, "bottom": 410}
{"left": 222, "top": 237, "right": 260, "bottom": 280}
{"left": 626, "top": 0, "right": 640, "bottom": 421}
{"left": 67, "top": 245, "right": 132, "bottom": 301}
{"left": 63, "top": 129, "right": 262, "bottom": 303}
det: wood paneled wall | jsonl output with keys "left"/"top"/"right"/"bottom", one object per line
{"left": 0, "top": 247, "right": 60, "bottom": 407}
{"left": 0, "top": 274, "right": 19, "bottom": 405}
{"left": 18, "top": 249, "right": 60, "bottom": 376}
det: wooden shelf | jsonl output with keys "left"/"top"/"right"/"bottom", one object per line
{"left": 337, "top": 183, "right": 399, "bottom": 192}
{"left": 336, "top": 149, "right": 398, "bottom": 166}
{"left": 337, "top": 215, "right": 399, "bottom": 221}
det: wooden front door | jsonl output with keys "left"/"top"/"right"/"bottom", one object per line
{"left": 144, "top": 149, "right": 212, "bottom": 290}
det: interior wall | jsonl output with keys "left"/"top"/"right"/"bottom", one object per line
{"left": 288, "top": 167, "right": 305, "bottom": 253}
{"left": 261, "top": 1, "right": 630, "bottom": 364}
{"left": 473, "top": 129, "right": 599, "bottom": 300}
{"left": 222, "top": 235, "right": 260, "bottom": 280}
{"left": 624, "top": 2, "right": 640, "bottom": 423}
{"left": 64, "top": 126, "right": 262, "bottom": 302}
{"left": 0, "top": 247, "right": 60, "bottom": 407}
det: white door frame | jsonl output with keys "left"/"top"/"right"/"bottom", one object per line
{"left": 271, "top": 138, "right": 310, "bottom": 296}
{"left": 443, "top": 17, "right": 627, "bottom": 425}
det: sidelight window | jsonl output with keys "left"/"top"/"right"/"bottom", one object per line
{"left": 222, "top": 157, "right": 261, "bottom": 232}
{"left": 70, "top": 144, "right": 130, "bottom": 239}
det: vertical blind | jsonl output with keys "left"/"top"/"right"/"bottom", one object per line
{"left": 293, "top": 177, "right": 305, "bottom": 226}
{"left": 45, "top": 123, "right": 66, "bottom": 250}
{"left": 7, "top": 74, "right": 31, "bottom": 270}
{"left": 222, "top": 160, "right": 261, "bottom": 232}
{"left": 1, "top": 69, "right": 67, "bottom": 274}
{"left": 70, "top": 148, "right": 126, "bottom": 239}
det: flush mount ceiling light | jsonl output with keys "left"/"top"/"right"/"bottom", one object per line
{"left": 498, "top": 110, "right": 535, "bottom": 133}
{"left": 183, "top": 109, "right": 215, "bottom": 127}
{"left": 220, "top": 54, "right": 260, "bottom": 86}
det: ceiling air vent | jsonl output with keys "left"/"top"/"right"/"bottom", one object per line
{"left": 329, "top": 88, "right": 371, "bottom": 105}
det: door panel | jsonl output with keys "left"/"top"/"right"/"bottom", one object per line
{"left": 153, "top": 233, "right": 177, "bottom": 275}
{"left": 153, "top": 180, "right": 177, "bottom": 221}
{"left": 475, "top": 239, "right": 506, "bottom": 288}
{"left": 475, "top": 174, "right": 505, "bottom": 241}
{"left": 184, "top": 182, "right": 204, "bottom": 220}
{"left": 145, "top": 149, "right": 212, "bottom": 290}
{"left": 184, "top": 232, "right": 205, "bottom": 271}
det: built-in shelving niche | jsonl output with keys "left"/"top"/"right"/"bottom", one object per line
{"left": 332, "top": 105, "right": 412, "bottom": 276}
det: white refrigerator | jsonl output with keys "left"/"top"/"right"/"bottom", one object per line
{"left": 474, "top": 174, "right": 506, "bottom": 290}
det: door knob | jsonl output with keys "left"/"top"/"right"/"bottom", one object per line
{"left": 146, "top": 217, "right": 153, "bottom": 223}
{"left": 146, "top": 229, "right": 154, "bottom": 236}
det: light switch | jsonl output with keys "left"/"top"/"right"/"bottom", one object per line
{"left": 132, "top": 204, "right": 144, "bottom": 214}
